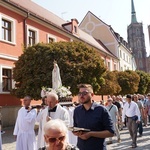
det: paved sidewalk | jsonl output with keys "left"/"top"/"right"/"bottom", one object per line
{"left": 107, "top": 126, "right": 150, "bottom": 150}
{"left": 1, "top": 126, "right": 150, "bottom": 150}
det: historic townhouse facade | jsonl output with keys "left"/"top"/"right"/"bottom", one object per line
{"left": 0, "top": 0, "right": 118, "bottom": 106}
{"left": 79, "top": 11, "right": 136, "bottom": 71}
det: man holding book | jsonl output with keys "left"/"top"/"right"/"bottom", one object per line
{"left": 73, "top": 84, "right": 114, "bottom": 150}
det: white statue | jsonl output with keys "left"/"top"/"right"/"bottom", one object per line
{"left": 52, "top": 62, "right": 62, "bottom": 90}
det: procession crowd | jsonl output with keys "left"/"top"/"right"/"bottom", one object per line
{"left": 1, "top": 84, "right": 150, "bottom": 150}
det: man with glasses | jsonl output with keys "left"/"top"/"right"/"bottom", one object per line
{"left": 73, "top": 84, "right": 114, "bottom": 150}
{"left": 39, "top": 119, "right": 78, "bottom": 150}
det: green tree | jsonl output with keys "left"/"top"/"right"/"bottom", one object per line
{"left": 117, "top": 70, "right": 140, "bottom": 95}
{"left": 99, "top": 71, "right": 121, "bottom": 96}
{"left": 12, "top": 41, "right": 106, "bottom": 99}
{"left": 136, "top": 70, "right": 150, "bottom": 94}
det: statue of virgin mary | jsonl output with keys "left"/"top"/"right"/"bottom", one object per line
{"left": 52, "top": 61, "right": 62, "bottom": 90}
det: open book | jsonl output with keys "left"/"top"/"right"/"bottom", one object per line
{"left": 68, "top": 127, "right": 90, "bottom": 132}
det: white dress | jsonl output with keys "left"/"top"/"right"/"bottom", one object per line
{"left": 13, "top": 107, "right": 37, "bottom": 150}
{"left": 64, "top": 106, "right": 77, "bottom": 145}
{"left": 36, "top": 104, "right": 70, "bottom": 149}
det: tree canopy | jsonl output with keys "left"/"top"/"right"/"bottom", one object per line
{"left": 12, "top": 41, "right": 106, "bottom": 99}
{"left": 136, "top": 70, "right": 150, "bottom": 94}
{"left": 99, "top": 71, "right": 121, "bottom": 96}
{"left": 117, "top": 70, "right": 140, "bottom": 95}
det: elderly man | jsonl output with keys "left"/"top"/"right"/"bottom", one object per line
{"left": 73, "top": 84, "right": 114, "bottom": 150}
{"left": 106, "top": 98, "right": 121, "bottom": 144}
{"left": 39, "top": 119, "right": 78, "bottom": 150}
{"left": 122, "top": 94, "right": 141, "bottom": 148}
{"left": 13, "top": 96, "right": 36, "bottom": 150}
{"left": 36, "top": 92, "right": 70, "bottom": 149}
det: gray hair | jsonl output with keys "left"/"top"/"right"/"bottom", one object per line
{"left": 24, "top": 95, "right": 32, "bottom": 100}
{"left": 46, "top": 92, "right": 58, "bottom": 101}
{"left": 44, "top": 119, "right": 67, "bottom": 135}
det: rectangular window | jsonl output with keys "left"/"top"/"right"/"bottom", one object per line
{"left": 2, "top": 68, "right": 12, "bottom": 92}
{"left": 2, "top": 19, "right": 11, "bottom": 42}
{"left": 123, "top": 53, "right": 125, "bottom": 60}
{"left": 0, "top": 14, "right": 16, "bottom": 44}
{"left": 107, "top": 62, "right": 110, "bottom": 70}
{"left": 27, "top": 26, "right": 39, "bottom": 46}
{"left": 114, "top": 64, "right": 117, "bottom": 70}
{"left": 74, "top": 26, "right": 77, "bottom": 33}
{"left": 47, "top": 34, "right": 56, "bottom": 43}
{"left": 48, "top": 37, "right": 55, "bottom": 43}
{"left": 120, "top": 50, "right": 122, "bottom": 58}
{"left": 29, "top": 29, "right": 35, "bottom": 46}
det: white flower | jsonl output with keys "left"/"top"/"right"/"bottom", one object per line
{"left": 41, "top": 86, "right": 72, "bottom": 98}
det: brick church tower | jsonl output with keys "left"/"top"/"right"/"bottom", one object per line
{"left": 127, "top": 0, "right": 147, "bottom": 72}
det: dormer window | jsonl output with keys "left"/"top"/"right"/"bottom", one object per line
{"left": 74, "top": 26, "right": 77, "bottom": 33}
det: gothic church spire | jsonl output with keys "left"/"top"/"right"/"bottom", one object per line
{"left": 131, "top": 0, "right": 137, "bottom": 23}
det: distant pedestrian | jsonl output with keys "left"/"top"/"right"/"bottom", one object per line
{"left": 122, "top": 94, "right": 141, "bottom": 148}
{"left": 133, "top": 94, "right": 144, "bottom": 137}
{"left": 13, "top": 96, "right": 36, "bottom": 150}
{"left": 139, "top": 95, "right": 148, "bottom": 126}
{"left": 106, "top": 98, "right": 121, "bottom": 144}
{"left": 145, "top": 93, "right": 150, "bottom": 125}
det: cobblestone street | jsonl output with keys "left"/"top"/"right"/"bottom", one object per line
{"left": 1, "top": 126, "right": 150, "bottom": 150}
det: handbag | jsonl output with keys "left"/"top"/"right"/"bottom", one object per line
{"left": 132, "top": 115, "right": 138, "bottom": 121}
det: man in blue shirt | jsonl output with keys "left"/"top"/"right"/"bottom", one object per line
{"left": 73, "top": 84, "right": 114, "bottom": 150}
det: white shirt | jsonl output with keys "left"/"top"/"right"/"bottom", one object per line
{"left": 122, "top": 101, "right": 141, "bottom": 122}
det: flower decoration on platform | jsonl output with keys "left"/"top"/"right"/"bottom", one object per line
{"left": 56, "top": 86, "right": 72, "bottom": 98}
{"left": 41, "top": 86, "right": 72, "bottom": 99}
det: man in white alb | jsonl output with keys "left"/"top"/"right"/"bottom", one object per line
{"left": 13, "top": 96, "right": 37, "bottom": 150}
{"left": 122, "top": 94, "right": 140, "bottom": 148}
{"left": 36, "top": 92, "right": 70, "bottom": 149}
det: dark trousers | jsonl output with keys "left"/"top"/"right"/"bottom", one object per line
{"left": 148, "top": 115, "right": 150, "bottom": 123}
{"left": 137, "top": 121, "right": 143, "bottom": 135}
{"left": 126, "top": 117, "right": 138, "bottom": 146}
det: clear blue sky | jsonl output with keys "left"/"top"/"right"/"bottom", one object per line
{"left": 32, "top": 0, "right": 150, "bottom": 55}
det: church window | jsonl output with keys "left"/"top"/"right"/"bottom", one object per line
{"left": 138, "top": 51, "right": 142, "bottom": 58}
{"left": 134, "top": 42, "right": 136, "bottom": 48}
{"left": 139, "top": 61, "right": 143, "bottom": 68}
{"left": 136, "top": 28, "right": 140, "bottom": 35}
{"left": 137, "top": 40, "right": 141, "bottom": 47}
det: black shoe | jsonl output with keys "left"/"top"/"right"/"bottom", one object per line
{"left": 139, "top": 134, "right": 142, "bottom": 137}
{"left": 132, "top": 145, "right": 137, "bottom": 148}
{"left": 107, "top": 141, "right": 113, "bottom": 145}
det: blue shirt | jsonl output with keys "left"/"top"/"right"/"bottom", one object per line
{"left": 73, "top": 102, "right": 114, "bottom": 150}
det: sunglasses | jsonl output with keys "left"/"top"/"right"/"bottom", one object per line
{"left": 48, "top": 136, "right": 65, "bottom": 143}
{"left": 78, "top": 91, "right": 90, "bottom": 96}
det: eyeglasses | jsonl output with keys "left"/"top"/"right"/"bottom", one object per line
{"left": 48, "top": 136, "right": 65, "bottom": 143}
{"left": 78, "top": 91, "right": 90, "bottom": 96}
